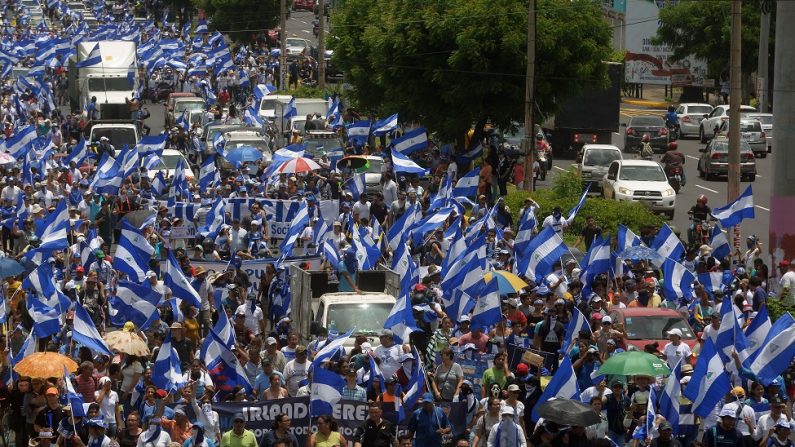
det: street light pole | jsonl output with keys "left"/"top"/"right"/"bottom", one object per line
{"left": 317, "top": 0, "right": 326, "bottom": 90}
{"left": 279, "top": 0, "right": 287, "bottom": 90}
{"left": 727, "top": 0, "right": 742, "bottom": 248}
{"left": 757, "top": 1, "right": 771, "bottom": 112}
{"left": 522, "top": 0, "right": 536, "bottom": 192}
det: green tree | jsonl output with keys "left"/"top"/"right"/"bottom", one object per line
{"left": 195, "top": 0, "right": 280, "bottom": 43}
{"left": 653, "top": 0, "right": 770, "bottom": 80}
{"left": 330, "top": 0, "right": 613, "bottom": 142}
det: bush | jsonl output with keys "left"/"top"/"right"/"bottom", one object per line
{"left": 766, "top": 299, "right": 795, "bottom": 323}
{"left": 504, "top": 169, "right": 665, "bottom": 247}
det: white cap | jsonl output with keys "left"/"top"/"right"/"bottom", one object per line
{"left": 266, "top": 337, "right": 278, "bottom": 345}
{"left": 719, "top": 402, "right": 738, "bottom": 418}
{"left": 360, "top": 342, "right": 372, "bottom": 352}
{"left": 458, "top": 315, "right": 471, "bottom": 323}
{"left": 145, "top": 270, "right": 157, "bottom": 278}
{"left": 591, "top": 295, "right": 603, "bottom": 303}
{"left": 601, "top": 316, "right": 612, "bottom": 324}
{"left": 667, "top": 328, "right": 683, "bottom": 337}
{"left": 501, "top": 406, "right": 515, "bottom": 416}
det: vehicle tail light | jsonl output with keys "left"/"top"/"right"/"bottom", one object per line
{"left": 659, "top": 128, "right": 668, "bottom": 136}
{"left": 711, "top": 153, "right": 722, "bottom": 160}
{"left": 760, "top": 131, "right": 766, "bottom": 139}
{"left": 574, "top": 133, "right": 580, "bottom": 142}
{"left": 592, "top": 134, "right": 598, "bottom": 143}
{"left": 746, "top": 152, "right": 755, "bottom": 160}
{"left": 626, "top": 128, "right": 634, "bottom": 135}
{"left": 682, "top": 116, "right": 691, "bottom": 123}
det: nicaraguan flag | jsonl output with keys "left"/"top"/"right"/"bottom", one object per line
{"left": 697, "top": 271, "right": 724, "bottom": 294}
{"left": 712, "top": 185, "right": 754, "bottom": 227}
{"left": 351, "top": 224, "right": 381, "bottom": 270}
{"left": 344, "top": 172, "right": 366, "bottom": 200}
{"left": 683, "top": 337, "right": 731, "bottom": 417}
{"left": 429, "top": 173, "right": 452, "bottom": 210}
{"left": 371, "top": 113, "right": 398, "bottom": 136}
{"left": 715, "top": 295, "right": 749, "bottom": 363}
{"left": 253, "top": 83, "right": 276, "bottom": 101}
{"left": 470, "top": 277, "right": 501, "bottom": 330}
{"left": 12, "top": 332, "right": 36, "bottom": 365}
{"left": 66, "top": 138, "right": 89, "bottom": 166}
{"left": 652, "top": 223, "right": 685, "bottom": 261}
{"left": 76, "top": 43, "right": 101, "bottom": 68}
{"left": 151, "top": 332, "right": 186, "bottom": 393}
{"left": 567, "top": 183, "right": 591, "bottom": 222}
{"left": 22, "top": 262, "right": 71, "bottom": 313}
{"left": 390, "top": 241, "right": 415, "bottom": 280}
{"left": 203, "top": 330, "right": 252, "bottom": 396}
{"left": 743, "top": 304, "right": 771, "bottom": 361}
{"left": 513, "top": 208, "right": 537, "bottom": 255}
{"left": 310, "top": 365, "right": 346, "bottom": 417}
{"left": 194, "top": 19, "right": 208, "bottom": 34}
{"left": 322, "top": 239, "right": 340, "bottom": 265}
{"left": 459, "top": 140, "right": 483, "bottom": 161}
{"left": 746, "top": 311, "right": 795, "bottom": 385}
{"left": 516, "top": 225, "right": 569, "bottom": 283}
{"left": 72, "top": 301, "right": 113, "bottom": 356}
{"left": 383, "top": 287, "right": 419, "bottom": 345}
{"left": 531, "top": 354, "right": 579, "bottom": 421}
{"left": 26, "top": 295, "right": 61, "bottom": 338}
{"left": 112, "top": 221, "right": 155, "bottom": 282}
{"left": 661, "top": 257, "right": 695, "bottom": 301}
{"left": 64, "top": 366, "right": 87, "bottom": 417}
{"left": 312, "top": 327, "right": 355, "bottom": 368}
{"left": 2, "top": 125, "right": 37, "bottom": 158}
{"left": 200, "top": 305, "right": 236, "bottom": 366}
{"left": 392, "top": 150, "right": 427, "bottom": 175}
{"left": 136, "top": 133, "right": 167, "bottom": 156}
{"left": 709, "top": 224, "right": 731, "bottom": 260}
{"left": 616, "top": 224, "right": 642, "bottom": 253}
{"left": 386, "top": 202, "right": 420, "bottom": 251}
{"left": 452, "top": 167, "right": 480, "bottom": 198}
{"left": 658, "top": 360, "right": 683, "bottom": 435}
{"left": 409, "top": 206, "right": 455, "bottom": 246}
{"left": 164, "top": 251, "right": 201, "bottom": 308}
{"left": 199, "top": 154, "right": 219, "bottom": 190}
{"left": 391, "top": 127, "right": 427, "bottom": 155}
{"left": 283, "top": 96, "right": 297, "bottom": 120}
{"left": 346, "top": 121, "right": 370, "bottom": 146}
{"left": 279, "top": 202, "right": 309, "bottom": 256}
{"left": 562, "top": 307, "right": 592, "bottom": 353}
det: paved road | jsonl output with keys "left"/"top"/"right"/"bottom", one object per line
{"left": 550, "top": 103, "right": 770, "bottom": 248}
{"left": 285, "top": 9, "right": 323, "bottom": 46}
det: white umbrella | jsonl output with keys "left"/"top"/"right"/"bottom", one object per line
{"left": 274, "top": 157, "right": 322, "bottom": 174}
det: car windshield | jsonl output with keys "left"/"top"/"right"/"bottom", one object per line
{"left": 87, "top": 77, "right": 132, "bottom": 91}
{"left": 584, "top": 149, "right": 621, "bottom": 167}
{"left": 740, "top": 122, "right": 762, "bottom": 132}
{"left": 363, "top": 158, "right": 384, "bottom": 174}
{"left": 504, "top": 125, "right": 525, "bottom": 145}
{"left": 175, "top": 100, "right": 204, "bottom": 113}
{"left": 91, "top": 128, "right": 136, "bottom": 147}
{"left": 305, "top": 136, "right": 340, "bottom": 153}
{"left": 710, "top": 141, "right": 753, "bottom": 152}
{"left": 205, "top": 126, "right": 242, "bottom": 142}
{"left": 286, "top": 38, "right": 305, "bottom": 48}
{"left": 228, "top": 139, "right": 269, "bottom": 152}
{"left": 325, "top": 303, "right": 394, "bottom": 336}
{"left": 161, "top": 153, "right": 185, "bottom": 169}
{"left": 622, "top": 316, "right": 696, "bottom": 340}
{"left": 260, "top": 98, "right": 281, "bottom": 111}
{"left": 618, "top": 165, "right": 666, "bottom": 181}
{"left": 687, "top": 106, "right": 713, "bottom": 114}
{"left": 631, "top": 117, "right": 664, "bottom": 126}
{"left": 747, "top": 115, "right": 773, "bottom": 125}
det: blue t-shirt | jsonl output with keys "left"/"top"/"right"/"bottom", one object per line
{"left": 337, "top": 260, "right": 356, "bottom": 292}
{"left": 407, "top": 407, "right": 449, "bottom": 447}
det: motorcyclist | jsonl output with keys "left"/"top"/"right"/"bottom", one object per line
{"left": 688, "top": 195, "right": 712, "bottom": 246}
{"left": 665, "top": 105, "right": 679, "bottom": 130}
{"left": 640, "top": 133, "right": 653, "bottom": 159}
{"left": 660, "top": 141, "right": 686, "bottom": 186}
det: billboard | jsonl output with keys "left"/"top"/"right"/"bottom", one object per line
{"left": 624, "top": 0, "right": 708, "bottom": 86}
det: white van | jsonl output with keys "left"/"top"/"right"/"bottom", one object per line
{"left": 313, "top": 292, "right": 396, "bottom": 348}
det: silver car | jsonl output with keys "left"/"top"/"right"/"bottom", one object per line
{"left": 745, "top": 113, "right": 773, "bottom": 153}
{"left": 716, "top": 119, "right": 767, "bottom": 158}
{"left": 675, "top": 103, "right": 713, "bottom": 138}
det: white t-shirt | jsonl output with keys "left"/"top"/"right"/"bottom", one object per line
{"left": 779, "top": 271, "right": 795, "bottom": 305}
{"left": 94, "top": 389, "right": 119, "bottom": 425}
{"left": 662, "top": 342, "right": 692, "bottom": 370}
{"left": 374, "top": 344, "right": 403, "bottom": 379}
{"left": 352, "top": 201, "right": 371, "bottom": 220}
{"left": 283, "top": 359, "right": 309, "bottom": 397}
{"left": 121, "top": 361, "right": 144, "bottom": 392}
{"left": 235, "top": 304, "right": 264, "bottom": 335}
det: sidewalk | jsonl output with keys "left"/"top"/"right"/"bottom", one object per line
{"left": 622, "top": 85, "right": 674, "bottom": 109}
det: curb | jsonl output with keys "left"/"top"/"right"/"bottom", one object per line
{"left": 622, "top": 98, "right": 675, "bottom": 108}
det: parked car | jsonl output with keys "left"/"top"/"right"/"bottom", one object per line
{"left": 697, "top": 136, "right": 757, "bottom": 182}
{"left": 716, "top": 119, "right": 767, "bottom": 158}
{"left": 745, "top": 112, "right": 773, "bottom": 153}
{"left": 608, "top": 308, "right": 698, "bottom": 352}
{"left": 292, "top": 0, "right": 314, "bottom": 11}
{"left": 622, "top": 115, "right": 668, "bottom": 153}
{"left": 602, "top": 159, "right": 676, "bottom": 218}
{"left": 699, "top": 104, "right": 757, "bottom": 143}
{"left": 576, "top": 144, "right": 622, "bottom": 191}
{"left": 303, "top": 130, "right": 343, "bottom": 158}
{"left": 675, "top": 103, "right": 713, "bottom": 138}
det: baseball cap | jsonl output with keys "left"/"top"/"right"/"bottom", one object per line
{"left": 780, "top": 259, "right": 791, "bottom": 267}
{"left": 458, "top": 315, "right": 471, "bottom": 323}
{"left": 659, "top": 421, "right": 673, "bottom": 431}
{"left": 421, "top": 392, "right": 434, "bottom": 403}
{"left": 606, "top": 339, "right": 616, "bottom": 346}
{"left": 719, "top": 403, "right": 739, "bottom": 418}
{"left": 602, "top": 316, "right": 612, "bottom": 324}
{"left": 516, "top": 363, "right": 529, "bottom": 376}
{"left": 45, "top": 387, "right": 59, "bottom": 396}
{"left": 266, "top": 337, "right": 278, "bottom": 346}
{"left": 501, "top": 406, "right": 515, "bottom": 416}
{"left": 380, "top": 329, "right": 394, "bottom": 338}
{"left": 667, "top": 328, "right": 682, "bottom": 337}
{"left": 507, "top": 384, "right": 520, "bottom": 392}
{"left": 732, "top": 386, "right": 746, "bottom": 397}
{"left": 232, "top": 413, "right": 245, "bottom": 422}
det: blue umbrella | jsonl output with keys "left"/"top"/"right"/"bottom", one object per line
{"left": 225, "top": 146, "right": 263, "bottom": 167}
{"left": 0, "top": 258, "right": 25, "bottom": 279}
{"left": 618, "top": 245, "right": 665, "bottom": 265}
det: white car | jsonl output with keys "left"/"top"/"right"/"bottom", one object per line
{"left": 745, "top": 112, "right": 773, "bottom": 153}
{"left": 602, "top": 160, "right": 676, "bottom": 219}
{"left": 675, "top": 103, "right": 713, "bottom": 138}
{"left": 699, "top": 104, "right": 757, "bottom": 143}
{"left": 147, "top": 149, "right": 195, "bottom": 182}
{"left": 576, "top": 144, "right": 622, "bottom": 191}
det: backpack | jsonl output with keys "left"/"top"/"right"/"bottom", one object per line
{"left": 641, "top": 143, "right": 654, "bottom": 158}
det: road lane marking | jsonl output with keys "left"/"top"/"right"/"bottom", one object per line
{"left": 302, "top": 29, "right": 310, "bottom": 33}
{"left": 694, "top": 184, "right": 719, "bottom": 194}
{"left": 756, "top": 205, "right": 770, "bottom": 211}
{"left": 686, "top": 155, "right": 699, "bottom": 160}
{"left": 553, "top": 166, "right": 566, "bottom": 172}
{"left": 300, "top": 20, "right": 307, "bottom": 24}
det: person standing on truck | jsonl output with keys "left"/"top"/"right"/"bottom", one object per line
{"left": 125, "top": 93, "right": 140, "bottom": 121}
{"left": 85, "top": 96, "right": 98, "bottom": 121}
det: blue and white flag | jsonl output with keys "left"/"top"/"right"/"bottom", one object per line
{"left": 22, "top": 261, "right": 71, "bottom": 312}
{"left": 72, "top": 301, "right": 113, "bottom": 356}
{"left": 744, "top": 304, "right": 771, "bottom": 359}
{"left": 76, "top": 43, "right": 101, "bottom": 67}
{"left": 391, "top": 127, "right": 427, "bottom": 155}
{"left": 108, "top": 281, "right": 162, "bottom": 330}
{"left": 683, "top": 337, "right": 731, "bottom": 417}
{"left": 659, "top": 360, "right": 683, "bottom": 435}
{"left": 744, "top": 312, "right": 794, "bottom": 365}
{"left": 715, "top": 295, "right": 749, "bottom": 363}
{"left": 371, "top": 113, "right": 398, "bottom": 136}
{"left": 579, "top": 236, "right": 611, "bottom": 295}
{"left": 567, "top": 183, "right": 591, "bottom": 222}
{"left": 151, "top": 332, "right": 186, "bottom": 393}
{"left": 516, "top": 226, "right": 568, "bottom": 283}
{"left": 390, "top": 241, "right": 416, "bottom": 282}
{"left": 347, "top": 121, "right": 371, "bottom": 146}
{"left": 531, "top": 354, "right": 580, "bottom": 421}
{"left": 12, "top": 332, "right": 36, "bottom": 365}
{"left": 383, "top": 292, "right": 419, "bottom": 345}
{"left": 712, "top": 185, "right": 754, "bottom": 227}
{"left": 458, "top": 141, "right": 483, "bottom": 161}
{"left": 697, "top": 271, "right": 724, "bottom": 294}
{"left": 66, "top": 138, "right": 89, "bottom": 166}
{"left": 452, "top": 167, "right": 480, "bottom": 198}
{"left": 175, "top": 110, "right": 189, "bottom": 132}
{"left": 562, "top": 308, "right": 592, "bottom": 353}
{"left": 253, "top": 84, "right": 276, "bottom": 101}
{"left": 310, "top": 365, "right": 346, "bottom": 417}
{"left": 709, "top": 225, "right": 731, "bottom": 260}
{"left": 283, "top": 97, "right": 297, "bottom": 120}
{"left": 200, "top": 305, "right": 236, "bottom": 366}
{"left": 429, "top": 174, "right": 452, "bottom": 210}
{"left": 386, "top": 202, "right": 420, "bottom": 251}
{"left": 151, "top": 171, "right": 166, "bottom": 196}
{"left": 514, "top": 208, "right": 537, "bottom": 255}
{"left": 402, "top": 346, "right": 425, "bottom": 414}
{"left": 469, "top": 277, "right": 501, "bottom": 330}
{"left": 312, "top": 327, "right": 355, "bottom": 368}
{"left": 143, "top": 153, "right": 162, "bottom": 172}
{"left": 112, "top": 221, "right": 154, "bottom": 282}
{"left": 652, "top": 223, "right": 685, "bottom": 261}
{"left": 203, "top": 330, "right": 252, "bottom": 396}
{"left": 645, "top": 386, "right": 657, "bottom": 441}
{"left": 351, "top": 224, "right": 381, "bottom": 270}
{"left": 392, "top": 150, "right": 427, "bottom": 175}
{"left": 136, "top": 133, "right": 167, "bottom": 156}
{"left": 345, "top": 172, "right": 366, "bottom": 200}
{"left": 64, "top": 366, "right": 87, "bottom": 417}
{"left": 26, "top": 295, "right": 61, "bottom": 338}
{"left": 164, "top": 251, "right": 201, "bottom": 308}
{"left": 199, "top": 198, "right": 225, "bottom": 240}
{"left": 322, "top": 239, "right": 340, "bottom": 265}
{"left": 409, "top": 206, "right": 455, "bottom": 246}
{"left": 279, "top": 202, "right": 309, "bottom": 257}
{"left": 661, "top": 258, "right": 695, "bottom": 301}
{"left": 194, "top": 19, "right": 208, "bottom": 34}
{"left": 746, "top": 312, "right": 795, "bottom": 385}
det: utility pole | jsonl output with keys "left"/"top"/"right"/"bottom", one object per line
{"left": 770, "top": 2, "right": 795, "bottom": 273}
{"left": 757, "top": 0, "right": 772, "bottom": 112}
{"left": 279, "top": 0, "right": 287, "bottom": 90}
{"left": 522, "top": 0, "right": 536, "bottom": 192}
{"left": 727, "top": 0, "right": 742, "bottom": 248}
{"left": 317, "top": 0, "right": 326, "bottom": 90}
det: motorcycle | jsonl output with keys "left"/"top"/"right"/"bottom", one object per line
{"left": 665, "top": 165, "right": 682, "bottom": 193}
{"left": 536, "top": 149, "right": 548, "bottom": 181}
{"left": 666, "top": 121, "right": 680, "bottom": 141}
{"left": 312, "top": 20, "right": 318, "bottom": 37}
{"left": 688, "top": 211, "right": 714, "bottom": 247}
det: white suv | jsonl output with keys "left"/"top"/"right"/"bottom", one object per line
{"left": 699, "top": 104, "right": 757, "bottom": 143}
{"left": 602, "top": 160, "right": 676, "bottom": 219}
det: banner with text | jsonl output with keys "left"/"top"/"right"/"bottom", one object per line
{"left": 159, "top": 257, "right": 323, "bottom": 291}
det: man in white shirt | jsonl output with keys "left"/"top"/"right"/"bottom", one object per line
{"left": 778, "top": 259, "right": 795, "bottom": 306}
{"left": 661, "top": 328, "right": 692, "bottom": 370}
{"left": 381, "top": 173, "right": 398, "bottom": 208}
{"left": 1, "top": 180, "right": 20, "bottom": 202}
{"left": 234, "top": 301, "right": 265, "bottom": 336}
{"left": 374, "top": 329, "right": 403, "bottom": 379}
{"left": 352, "top": 195, "right": 371, "bottom": 221}
{"left": 754, "top": 395, "right": 790, "bottom": 442}
{"left": 283, "top": 345, "right": 309, "bottom": 397}
{"left": 541, "top": 206, "right": 569, "bottom": 237}
{"left": 229, "top": 220, "right": 248, "bottom": 254}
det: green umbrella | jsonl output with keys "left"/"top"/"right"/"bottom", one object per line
{"left": 596, "top": 351, "right": 671, "bottom": 377}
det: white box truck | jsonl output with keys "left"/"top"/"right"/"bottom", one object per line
{"left": 68, "top": 40, "right": 139, "bottom": 120}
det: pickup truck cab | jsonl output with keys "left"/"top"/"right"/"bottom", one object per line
{"left": 313, "top": 292, "right": 396, "bottom": 347}
{"left": 88, "top": 122, "right": 140, "bottom": 149}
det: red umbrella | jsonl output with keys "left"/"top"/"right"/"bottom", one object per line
{"left": 274, "top": 157, "right": 322, "bottom": 174}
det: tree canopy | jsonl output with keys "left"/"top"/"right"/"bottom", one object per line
{"left": 329, "top": 0, "right": 613, "bottom": 142}
{"left": 653, "top": 0, "right": 771, "bottom": 79}
{"left": 196, "top": 0, "right": 280, "bottom": 42}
